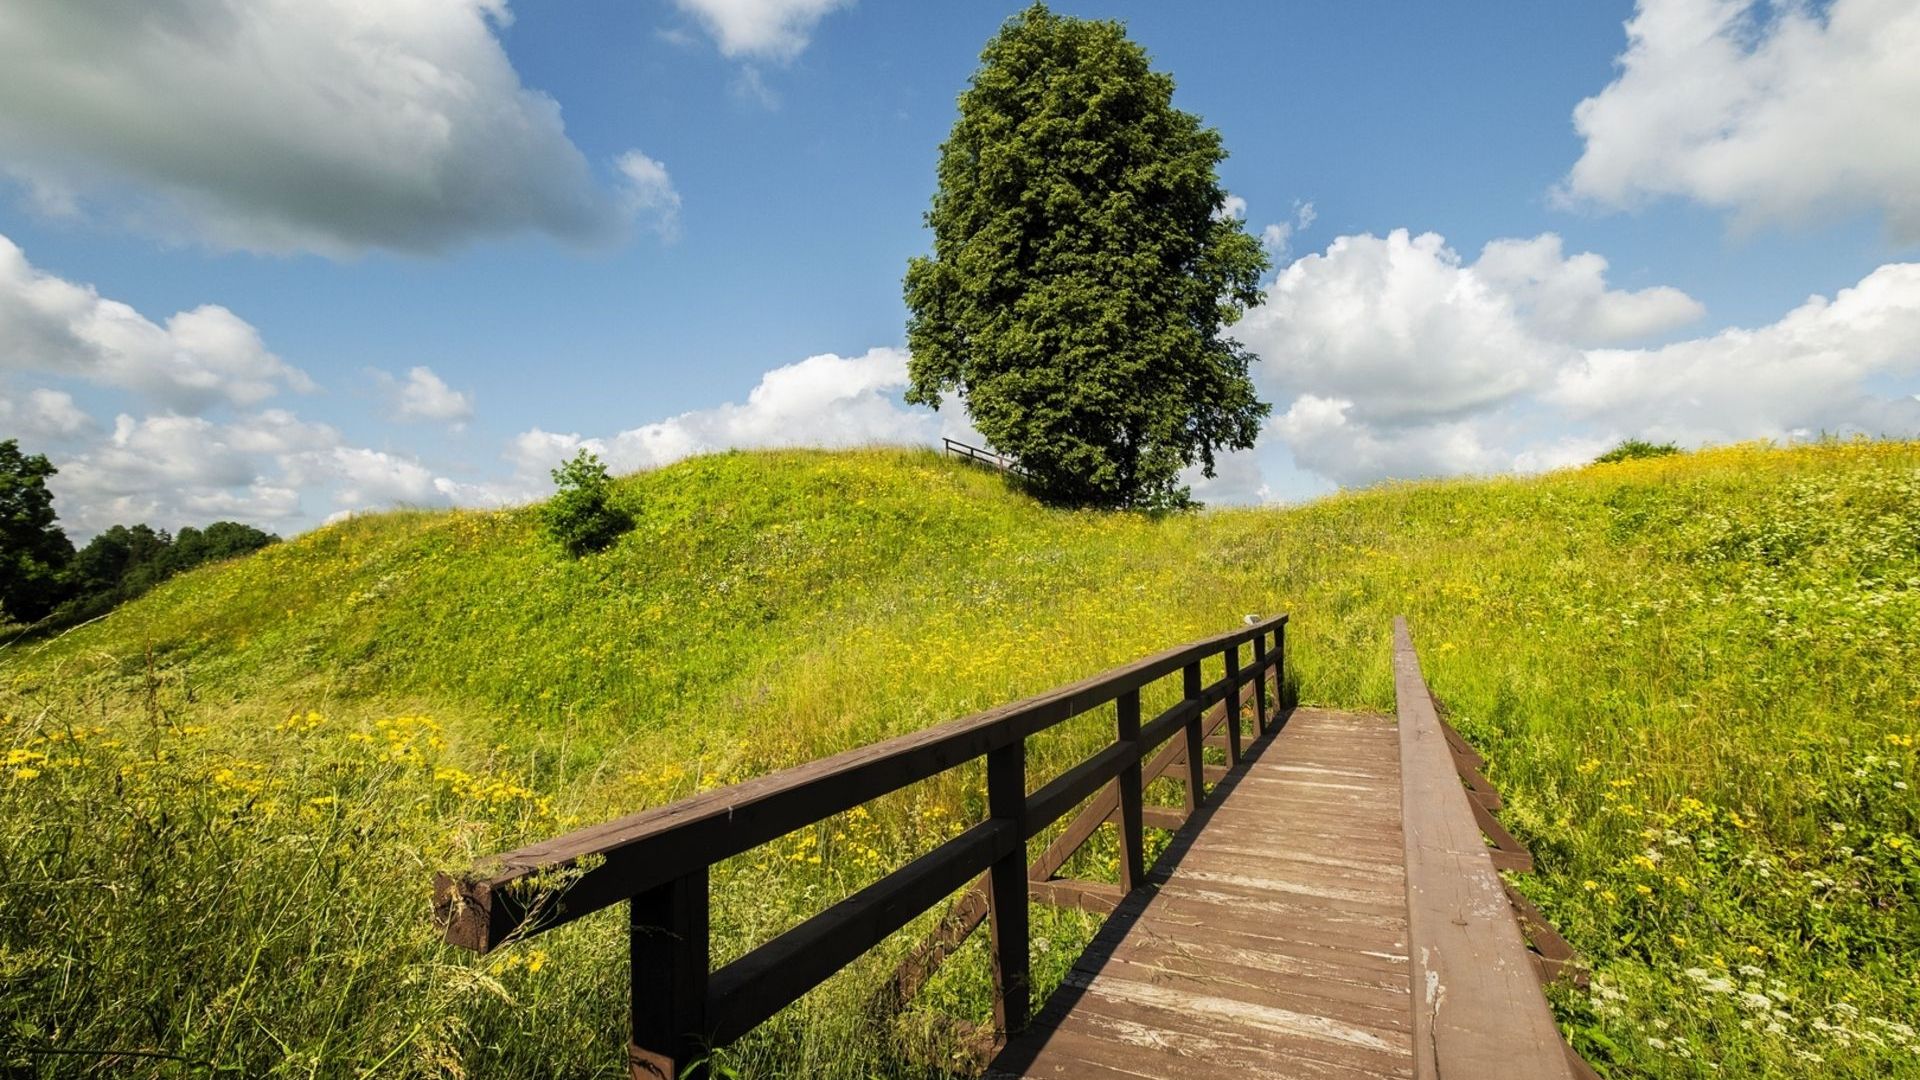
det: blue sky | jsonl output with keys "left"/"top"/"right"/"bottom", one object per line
{"left": 2, "top": 0, "right": 1917, "bottom": 535}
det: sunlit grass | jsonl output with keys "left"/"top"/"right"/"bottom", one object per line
{"left": 2, "top": 441, "right": 1916, "bottom": 1077}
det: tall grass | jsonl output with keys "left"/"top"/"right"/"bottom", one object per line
{"left": 2, "top": 443, "right": 1915, "bottom": 1077}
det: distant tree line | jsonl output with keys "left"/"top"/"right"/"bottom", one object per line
{"left": 0, "top": 439, "right": 277, "bottom": 629}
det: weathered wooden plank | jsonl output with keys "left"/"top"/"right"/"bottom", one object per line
{"left": 1147, "top": 882, "right": 1409, "bottom": 937}
{"left": 1503, "top": 882, "right": 1585, "bottom": 988}
{"left": 1130, "top": 906, "right": 1413, "bottom": 979}
{"left": 1176, "top": 848, "right": 1405, "bottom": 892}
{"left": 1109, "top": 921, "right": 1412, "bottom": 990}
{"left": 1090, "top": 944, "right": 1413, "bottom": 1028}
{"left": 1059, "top": 968, "right": 1413, "bottom": 1073}
{"left": 1030, "top": 878, "right": 1123, "bottom": 915}
{"left": 1166, "top": 866, "right": 1405, "bottom": 910}
{"left": 1465, "top": 795, "right": 1533, "bottom": 869}
{"left": 1488, "top": 847, "right": 1535, "bottom": 873}
{"left": 1015, "top": 1011, "right": 1409, "bottom": 1080}
{"left": 1394, "top": 617, "right": 1574, "bottom": 1080}
{"left": 1140, "top": 805, "right": 1187, "bottom": 831}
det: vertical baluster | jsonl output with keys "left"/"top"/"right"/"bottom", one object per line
{"left": 629, "top": 869, "right": 709, "bottom": 1080}
{"left": 1224, "top": 643, "right": 1243, "bottom": 765}
{"left": 1278, "top": 620, "right": 1287, "bottom": 710}
{"left": 1252, "top": 631, "right": 1270, "bottom": 736}
{"left": 1182, "top": 661, "right": 1206, "bottom": 812}
{"left": 1115, "top": 689, "right": 1145, "bottom": 893}
{"left": 986, "top": 738, "right": 1030, "bottom": 1034}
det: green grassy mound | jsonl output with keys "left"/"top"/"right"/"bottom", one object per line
{"left": 3, "top": 443, "right": 1916, "bottom": 1078}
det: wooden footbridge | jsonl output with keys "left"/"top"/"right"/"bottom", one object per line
{"left": 434, "top": 616, "right": 1593, "bottom": 1079}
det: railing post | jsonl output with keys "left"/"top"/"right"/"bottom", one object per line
{"left": 1277, "top": 620, "right": 1286, "bottom": 709}
{"left": 1224, "top": 644, "right": 1243, "bottom": 764}
{"left": 986, "top": 738, "right": 1029, "bottom": 1034}
{"left": 1252, "top": 632, "right": 1269, "bottom": 736}
{"left": 1182, "top": 661, "right": 1205, "bottom": 812}
{"left": 629, "top": 868, "right": 710, "bottom": 1080}
{"left": 1115, "top": 689, "right": 1145, "bottom": 893}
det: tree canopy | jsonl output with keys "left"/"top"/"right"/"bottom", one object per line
{"left": 0, "top": 439, "right": 73, "bottom": 623}
{"left": 904, "top": 3, "right": 1269, "bottom": 509}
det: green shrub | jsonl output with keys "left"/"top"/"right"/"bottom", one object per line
{"left": 1596, "top": 438, "right": 1682, "bottom": 464}
{"left": 540, "top": 450, "right": 632, "bottom": 556}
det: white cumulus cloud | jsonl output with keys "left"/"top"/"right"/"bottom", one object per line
{"left": 1239, "top": 229, "right": 1563, "bottom": 427}
{"left": 1561, "top": 0, "right": 1920, "bottom": 239}
{"left": 670, "top": 0, "right": 852, "bottom": 60}
{"left": 505, "top": 347, "right": 931, "bottom": 481}
{"left": 1550, "top": 262, "right": 1920, "bottom": 444}
{"left": 616, "top": 151, "right": 683, "bottom": 240}
{"left": 376, "top": 366, "right": 474, "bottom": 426}
{"left": 0, "top": 387, "right": 93, "bottom": 441}
{"left": 325, "top": 447, "right": 445, "bottom": 507}
{"left": 48, "top": 409, "right": 462, "bottom": 537}
{"left": 1475, "top": 234, "right": 1705, "bottom": 345}
{"left": 0, "top": 0, "right": 656, "bottom": 255}
{"left": 1271, "top": 395, "right": 1509, "bottom": 489}
{"left": 0, "top": 234, "right": 312, "bottom": 412}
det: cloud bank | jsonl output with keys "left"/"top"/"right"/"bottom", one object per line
{"left": 15, "top": 219, "right": 1918, "bottom": 534}
{"left": 0, "top": 0, "right": 673, "bottom": 255}
{"left": 493, "top": 348, "right": 938, "bottom": 501}
{"left": 0, "top": 234, "right": 311, "bottom": 412}
{"left": 1562, "top": 0, "right": 1920, "bottom": 239}
{"left": 1235, "top": 229, "right": 1920, "bottom": 490}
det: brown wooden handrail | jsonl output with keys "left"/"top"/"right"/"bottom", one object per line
{"left": 433, "top": 613, "right": 1287, "bottom": 1079}
{"left": 942, "top": 436, "right": 1025, "bottom": 476}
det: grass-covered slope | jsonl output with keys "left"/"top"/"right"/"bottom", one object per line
{"left": 3, "top": 444, "right": 1916, "bottom": 1078}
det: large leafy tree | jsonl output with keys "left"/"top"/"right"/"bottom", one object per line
{"left": 904, "top": 3, "right": 1269, "bottom": 508}
{"left": 0, "top": 439, "right": 73, "bottom": 623}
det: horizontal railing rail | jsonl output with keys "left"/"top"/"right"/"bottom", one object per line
{"left": 434, "top": 613, "right": 1287, "bottom": 1079}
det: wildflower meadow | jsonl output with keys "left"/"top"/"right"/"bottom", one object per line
{"left": 2, "top": 442, "right": 1916, "bottom": 1077}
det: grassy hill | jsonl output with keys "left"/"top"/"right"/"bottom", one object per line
{"left": 3, "top": 443, "right": 1916, "bottom": 1078}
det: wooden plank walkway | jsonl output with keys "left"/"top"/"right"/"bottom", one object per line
{"left": 990, "top": 707, "right": 1417, "bottom": 1079}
